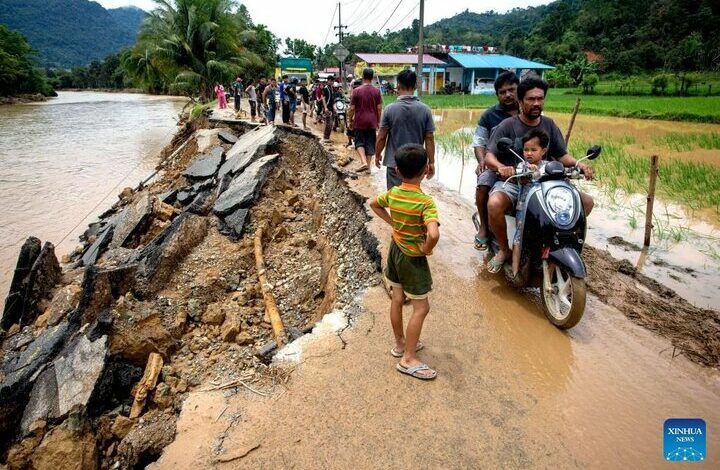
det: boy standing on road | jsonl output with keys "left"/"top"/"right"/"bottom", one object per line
{"left": 369, "top": 143, "right": 440, "bottom": 381}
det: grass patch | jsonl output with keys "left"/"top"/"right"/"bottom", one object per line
{"left": 653, "top": 132, "right": 720, "bottom": 151}
{"left": 569, "top": 139, "right": 720, "bottom": 212}
{"left": 190, "top": 100, "right": 216, "bottom": 120}
{"left": 383, "top": 93, "right": 720, "bottom": 123}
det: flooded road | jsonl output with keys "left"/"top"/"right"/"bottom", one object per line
{"left": 432, "top": 109, "right": 720, "bottom": 309}
{"left": 155, "top": 122, "right": 719, "bottom": 469}
{"left": 0, "top": 91, "right": 185, "bottom": 300}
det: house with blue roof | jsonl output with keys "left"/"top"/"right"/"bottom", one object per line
{"left": 444, "top": 53, "right": 554, "bottom": 94}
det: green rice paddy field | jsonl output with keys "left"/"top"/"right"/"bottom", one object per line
{"left": 383, "top": 93, "right": 720, "bottom": 123}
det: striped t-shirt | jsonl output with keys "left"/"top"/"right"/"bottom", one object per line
{"left": 376, "top": 182, "right": 439, "bottom": 257}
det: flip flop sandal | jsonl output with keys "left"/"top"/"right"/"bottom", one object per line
{"left": 390, "top": 341, "right": 425, "bottom": 358}
{"left": 396, "top": 362, "right": 437, "bottom": 380}
{"left": 486, "top": 253, "right": 507, "bottom": 274}
{"left": 474, "top": 235, "right": 489, "bottom": 251}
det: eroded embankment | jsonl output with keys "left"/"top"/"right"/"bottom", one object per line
{"left": 0, "top": 118, "right": 380, "bottom": 469}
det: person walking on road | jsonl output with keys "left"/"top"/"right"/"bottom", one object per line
{"left": 369, "top": 143, "right": 440, "bottom": 380}
{"left": 257, "top": 77, "right": 267, "bottom": 123}
{"left": 232, "top": 76, "right": 243, "bottom": 115}
{"left": 348, "top": 67, "right": 382, "bottom": 173}
{"left": 214, "top": 82, "right": 227, "bottom": 109}
{"left": 245, "top": 79, "right": 257, "bottom": 122}
{"left": 375, "top": 70, "right": 435, "bottom": 189}
{"left": 263, "top": 78, "right": 278, "bottom": 125}
{"left": 298, "top": 78, "right": 311, "bottom": 130}
{"left": 322, "top": 76, "right": 337, "bottom": 141}
{"left": 279, "top": 75, "right": 290, "bottom": 124}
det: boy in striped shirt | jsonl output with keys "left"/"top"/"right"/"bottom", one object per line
{"left": 369, "top": 144, "right": 440, "bottom": 380}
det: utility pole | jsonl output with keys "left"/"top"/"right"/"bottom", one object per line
{"left": 416, "top": 0, "right": 425, "bottom": 96}
{"left": 333, "top": 2, "right": 348, "bottom": 90}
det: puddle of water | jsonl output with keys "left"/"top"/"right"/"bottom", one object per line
{"left": 430, "top": 109, "right": 720, "bottom": 309}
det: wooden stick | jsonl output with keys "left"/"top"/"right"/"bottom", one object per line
{"left": 254, "top": 225, "right": 286, "bottom": 348}
{"left": 130, "top": 352, "right": 164, "bottom": 418}
{"left": 644, "top": 155, "right": 659, "bottom": 247}
{"left": 564, "top": 97, "right": 582, "bottom": 144}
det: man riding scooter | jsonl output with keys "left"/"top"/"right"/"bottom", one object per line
{"left": 484, "top": 77, "right": 595, "bottom": 274}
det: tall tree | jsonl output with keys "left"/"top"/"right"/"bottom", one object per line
{"left": 0, "top": 24, "right": 53, "bottom": 96}
{"left": 124, "top": 0, "right": 264, "bottom": 101}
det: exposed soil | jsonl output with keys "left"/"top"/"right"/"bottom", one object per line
{"left": 584, "top": 245, "right": 720, "bottom": 368}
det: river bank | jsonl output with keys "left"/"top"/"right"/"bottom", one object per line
{"left": 0, "top": 108, "right": 718, "bottom": 468}
{"left": 0, "top": 94, "right": 52, "bottom": 106}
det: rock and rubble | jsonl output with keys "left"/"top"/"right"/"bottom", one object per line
{"left": 0, "top": 116, "right": 380, "bottom": 468}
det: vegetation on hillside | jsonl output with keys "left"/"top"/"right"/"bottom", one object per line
{"left": 299, "top": 0, "right": 719, "bottom": 76}
{"left": 0, "top": 25, "right": 54, "bottom": 97}
{"left": 0, "top": 0, "right": 144, "bottom": 68}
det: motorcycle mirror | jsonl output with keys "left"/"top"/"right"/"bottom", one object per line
{"left": 497, "top": 137, "right": 513, "bottom": 151}
{"left": 586, "top": 144, "right": 601, "bottom": 160}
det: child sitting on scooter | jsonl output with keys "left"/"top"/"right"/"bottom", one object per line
{"left": 511, "top": 128, "right": 549, "bottom": 277}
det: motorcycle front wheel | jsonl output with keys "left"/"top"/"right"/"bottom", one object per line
{"left": 541, "top": 262, "right": 586, "bottom": 329}
{"left": 339, "top": 120, "right": 345, "bottom": 133}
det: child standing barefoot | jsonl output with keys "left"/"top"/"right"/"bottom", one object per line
{"left": 369, "top": 143, "right": 440, "bottom": 380}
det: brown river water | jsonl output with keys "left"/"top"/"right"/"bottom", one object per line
{"left": 0, "top": 91, "right": 186, "bottom": 302}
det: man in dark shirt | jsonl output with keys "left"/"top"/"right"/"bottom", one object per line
{"left": 322, "top": 76, "right": 336, "bottom": 141}
{"left": 375, "top": 70, "right": 435, "bottom": 189}
{"left": 298, "top": 78, "right": 310, "bottom": 129}
{"left": 257, "top": 77, "right": 267, "bottom": 122}
{"left": 348, "top": 67, "right": 382, "bottom": 172}
{"left": 484, "top": 77, "right": 595, "bottom": 273}
{"left": 472, "top": 71, "right": 519, "bottom": 250}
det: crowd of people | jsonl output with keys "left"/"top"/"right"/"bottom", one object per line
{"left": 215, "top": 68, "right": 595, "bottom": 382}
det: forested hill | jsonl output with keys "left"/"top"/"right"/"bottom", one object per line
{"left": 419, "top": 0, "right": 719, "bottom": 72}
{"left": 0, "top": 0, "right": 145, "bottom": 68}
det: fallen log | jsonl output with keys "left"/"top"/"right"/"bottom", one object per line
{"left": 254, "top": 225, "right": 286, "bottom": 348}
{"left": 129, "top": 352, "right": 164, "bottom": 418}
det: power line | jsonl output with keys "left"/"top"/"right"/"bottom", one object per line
{"left": 374, "top": 0, "right": 404, "bottom": 35}
{"left": 387, "top": 1, "right": 419, "bottom": 33}
{"left": 322, "top": 3, "right": 339, "bottom": 45}
{"left": 345, "top": 0, "right": 383, "bottom": 30}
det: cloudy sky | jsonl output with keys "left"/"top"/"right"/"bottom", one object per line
{"left": 98, "top": 0, "right": 552, "bottom": 46}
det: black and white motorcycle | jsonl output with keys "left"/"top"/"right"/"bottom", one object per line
{"left": 473, "top": 137, "right": 601, "bottom": 329}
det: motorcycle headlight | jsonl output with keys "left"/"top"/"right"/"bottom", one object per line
{"left": 545, "top": 187, "right": 575, "bottom": 225}
{"left": 335, "top": 101, "right": 345, "bottom": 110}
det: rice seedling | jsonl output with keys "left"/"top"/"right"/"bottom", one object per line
{"left": 653, "top": 132, "right": 720, "bottom": 151}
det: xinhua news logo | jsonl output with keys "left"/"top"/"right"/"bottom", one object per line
{"left": 664, "top": 418, "right": 706, "bottom": 462}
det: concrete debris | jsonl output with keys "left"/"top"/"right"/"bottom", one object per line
{"left": 217, "top": 130, "right": 238, "bottom": 144}
{"left": 183, "top": 151, "right": 224, "bottom": 180}
{"left": 213, "top": 154, "right": 279, "bottom": 216}
{"left": 109, "top": 193, "right": 153, "bottom": 249}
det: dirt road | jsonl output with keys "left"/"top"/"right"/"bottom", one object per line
{"left": 153, "top": 126, "right": 720, "bottom": 468}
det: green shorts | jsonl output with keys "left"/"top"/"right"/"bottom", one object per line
{"left": 384, "top": 241, "right": 432, "bottom": 299}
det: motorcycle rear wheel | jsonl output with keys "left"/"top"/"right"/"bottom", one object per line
{"left": 541, "top": 262, "right": 586, "bottom": 329}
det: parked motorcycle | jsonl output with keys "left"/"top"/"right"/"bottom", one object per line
{"left": 472, "top": 137, "right": 601, "bottom": 329}
{"left": 333, "top": 94, "right": 347, "bottom": 133}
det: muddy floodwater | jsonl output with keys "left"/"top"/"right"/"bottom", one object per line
{"left": 432, "top": 109, "right": 720, "bottom": 309}
{"left": 0, "top": 91, "right": 186, "bottom": 301}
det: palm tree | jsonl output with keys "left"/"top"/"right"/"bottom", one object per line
{"left": 125, "top": 0, "right": 264, "bottom": 101}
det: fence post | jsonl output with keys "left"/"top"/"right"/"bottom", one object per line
{"left": 644, "top": 155, "right": 659, "bottom": 247}
{"left": 564, "top": 97, "right": 581, "bottom": 145}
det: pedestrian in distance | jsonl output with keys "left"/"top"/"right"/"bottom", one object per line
{"left": 280, "top": 75, "right": 290, "bottom": 124}
{"left": 263, "top": 78, "right": 278, "bottom": 125}
{"left": 348, "top": 68, "right": 382, "bottom": 173}
{"left": 369, "top": 143, "right": 440, "bottom": 380}
{"left": 298, "top": 78, "right": 311, "bottom": 130}
{"left": 245, "top": 79, "right": 257, "bottom": 122}
{"left": 232, "top": 76, "right": 243, "bottom": 114}
{"left": 375, "top": 69, "right": 435, "bottom": 189}
{"left": 257, "top": 77, "right": 267, "bottom": 123}
{"left": 214, "top": 82, "right": 227, "bottom": 109}
{"left": 322, "top": 76, "right": 336, "bottom": 141}
{"left": 288, "top": 78, "right": 298, "bottom": 127}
